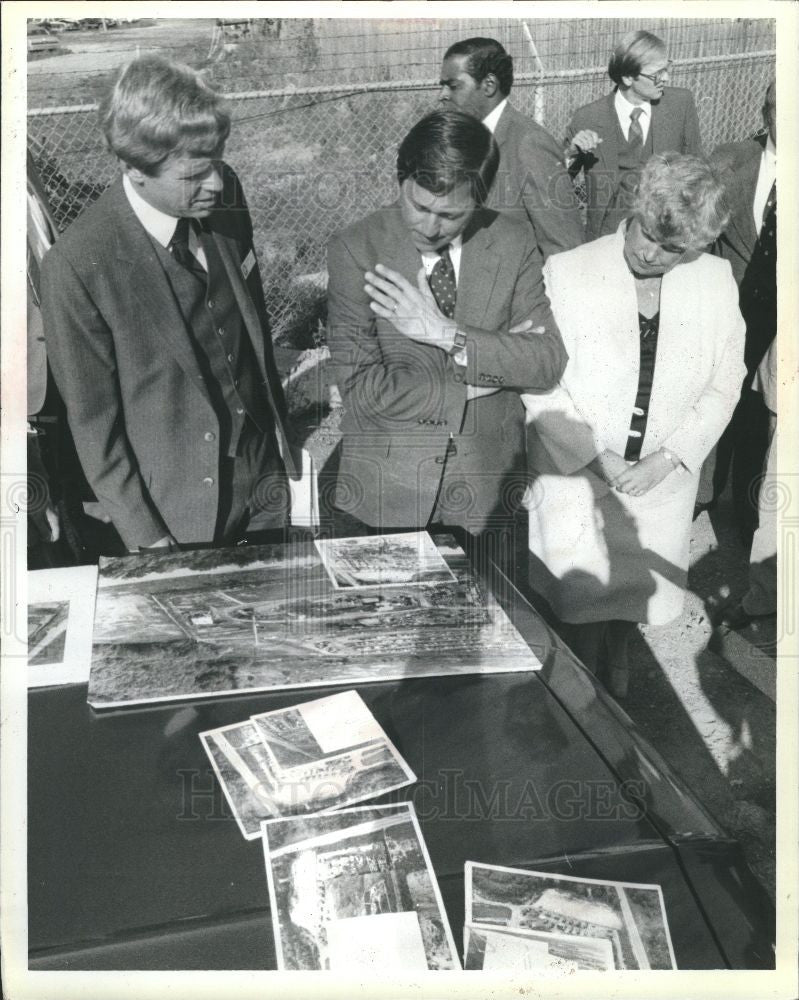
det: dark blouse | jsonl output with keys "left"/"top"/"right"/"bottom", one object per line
{"left": 625, "top": 311, "right": 660, "bottom": 461}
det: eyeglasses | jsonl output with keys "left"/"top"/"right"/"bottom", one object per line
{"left": 637, "top": 61, "right": 673, "bottom": 85}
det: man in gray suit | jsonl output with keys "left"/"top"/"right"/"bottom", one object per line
{"left": 41, "top": 56, "right": 294, "bottom": 552}
{"left": 439, "top": 37, "right": 584, "bottom": 259}
{"left": 326, "top": 109, "right": 565, "bottom": 553}
{"left": 566, "top": 30, "right": 702, "bottom": 240}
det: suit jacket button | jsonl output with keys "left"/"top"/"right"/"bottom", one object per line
{"left": 434, "top": 456, "right": 446, "bottom": 464}
{"left": 204, "top": 431, "right": 215, "bottom": 442}
{"left": 202, "top": 477, "right": 214, "bottom": 486}
{"left": 454, "top": 373, "right": 463, "bottom": 383}
{"left": 208, "top": 300, "right": 215, "bottom": 309}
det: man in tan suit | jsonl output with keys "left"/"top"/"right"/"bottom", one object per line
{"left": 326, "top": 108, "right": 565, "bottom": 556}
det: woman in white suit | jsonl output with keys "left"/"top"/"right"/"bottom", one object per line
{"left": 522, "top": 153, "right": 745, "bottom": 696}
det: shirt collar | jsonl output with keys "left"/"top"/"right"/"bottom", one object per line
{"left": 419, "top": 233, "right": 463, "bottom": 264}
{"left": 764, "top": 134, "right": 776, "bottom": 160}
{"left": 615, "top": 88, "right": 651, "bottom": 121}
{"left": 122, "top": 173, "right": 179, "bottom": 247}
{"left": 482, "top": 98, "right": 508, "bottom": 134}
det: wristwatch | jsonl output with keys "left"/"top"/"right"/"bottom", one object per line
{"left": 448, "top": 328, "right": 467, "bottom": 357}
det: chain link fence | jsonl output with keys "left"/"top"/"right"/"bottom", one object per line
{"left": 28, "top": 51, "right": 775, "bottom": 348}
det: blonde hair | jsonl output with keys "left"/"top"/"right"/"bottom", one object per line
{"left": 100, "top": 56, "right": 231, "bottom": 175}
{"left": 608, "top": 30, "right": 666, "bottom": 86}
{"left": 633, "top": 153, "right": 730, "bottom": 251}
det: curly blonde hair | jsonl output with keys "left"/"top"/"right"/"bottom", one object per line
{"left": 633, "top": 153, "right": 730, "bottom": 251}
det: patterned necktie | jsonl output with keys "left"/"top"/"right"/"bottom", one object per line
{"left": 169, "top": 217, "right": 206, "bottom": 282}
{"left": 428, "top": 245, "right": 457, "bottom": 318}
{"left": 761, "top": 179, "right": 776, "bottom": 242}
{"left": 628, "top": 107, "right": 644, "bottom": 149}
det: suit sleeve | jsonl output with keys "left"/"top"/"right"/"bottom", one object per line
{"left": 516, "top": 129, "right": 585, "bottom": 258}
{"left": 681, "top": 91, "right": 703, "bottom": 157}
{"left": 326, "top": 233, "right": 467, "bottom": 432}
{"left": 461, "top": 231, "right": 567, "bottom": 392}
{"left": 40, "top": 248, "right": 170, "bottom": 549}
{"left": 660, "top": 262, "right": 746, "bottom": 470}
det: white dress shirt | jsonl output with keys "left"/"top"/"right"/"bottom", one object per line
{"left": 482, "top": 98, "right": 508, "bottom": 135}
{"left": 752, "top": 134, "right": 777, "bottom": 231}
{"left": 614, "top": 90, "right": 652, "bottom": 143}
{"left": 122, "top": 174, "right": 208, "bottom": 271}
{"left": 419, "top": 234, "right": 462, "bottom": 282}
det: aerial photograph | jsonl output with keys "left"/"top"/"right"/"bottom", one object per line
{"left": 466, "top": 862, "right": 676, "bottom": 970}
{"left": 88, "top": 537, "right": 537, "bottom": 708}
{"left": 263, "top": 803, "right": 458, "bottom": 969}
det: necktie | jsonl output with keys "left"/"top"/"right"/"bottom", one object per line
{"left": 169, "top": 217, "right": 206, "bottom": 282}
{"left": 761, "top": 179, "right": 776, "bottom": 235}
{"left": 628, "top": 107, "right": 644, "bottom": 149}
{"left": 428, "top": 245, "right": 457, "bottom": 319}
{"left": 759, "top": 179, "right": 776, "bottom": 278}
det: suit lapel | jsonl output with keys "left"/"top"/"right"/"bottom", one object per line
{"left": 380, "top": 205, "right": 429, "bottom": 281}
{"left": 108, "top": 180, "right": 209, "bottom": 397}
{"left": 209, "top": 230, "right": 267, "bottom": 379}
{"left": 727, "top": 143, "right": 761, "bottom": 252}
{"left": 599, "top": 93, "right": 620, "bottom": 178}
{"left": 491, "top": 102, "right": 512, "bottom": 150}
{"left": 456, "top": 214, "right": 497, "bottom": 330}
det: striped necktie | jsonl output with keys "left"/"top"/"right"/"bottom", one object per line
{"left": 628, "top": 107, "right": 644, "bottom": 148}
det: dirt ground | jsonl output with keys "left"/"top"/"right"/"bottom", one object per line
{"left": 610, "top": 494, "right": 776, "bottom": 901}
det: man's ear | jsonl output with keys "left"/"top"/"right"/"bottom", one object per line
{"left": 619, "top": 74, "right": 635, "bottom": 90}
{"left": 481, "top": 73, "right": 500, "bottom": 99}
{"left": 125, "top": 164, "right": 148, "bottom": 186}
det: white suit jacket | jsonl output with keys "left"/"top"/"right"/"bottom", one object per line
{"left": 523, "top": 225, "right": 746, "bottom": 483}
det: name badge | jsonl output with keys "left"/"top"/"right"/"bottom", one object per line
{"left": 241, "top": 249, "right": 256, "bottom": 279}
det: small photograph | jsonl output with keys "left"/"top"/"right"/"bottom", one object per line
{"left": 28, "top": 565, "right": 98, "bottom": 687}
{"left": 262, "top": 802, "right": 459, "bottom": 971}
{"left": 314, "top": 531, "right": 457, "bottom": 589}
{"left": 250, "top": 690, "right": 388, "bottom": 772}
{"left": 201, "top": 721, "right": 280, "bottom": 839}
{"left": 28, "top": 601, "right": 69, "bottom": 665}
{"left": 464, "top": 924, "right": 614, "bottom": 972}
{"left": 465, "top": 861, "right": 677, "bottom": 970}
{"left": 201, "top": 696, "right": 415, "bottom": 840}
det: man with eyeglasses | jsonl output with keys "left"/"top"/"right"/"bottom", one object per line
{"left": 565, "top": 30, "right": 702, "bottom": 240}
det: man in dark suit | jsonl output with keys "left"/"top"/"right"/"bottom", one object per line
{"left": 698, "top": 82, "right": 777, "bottom": 542}
{"left": 439, "top": 37, "right": 584, "bottom": 259}
{"left": 566, "top": 30, "right": 702, "bottom": 240}
{"left": 326, "top": 109, "right": 565, "bottom": 554}
{"left": 41, "top": 56, "right": 294, "bottom": 553}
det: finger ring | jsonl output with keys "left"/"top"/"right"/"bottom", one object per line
{"left": 392, "top": 304, "right": 398, "bottom": 313}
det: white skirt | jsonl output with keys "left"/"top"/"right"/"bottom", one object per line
{"left": 525, "top": 465, "right": 699, "bottom": 626}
